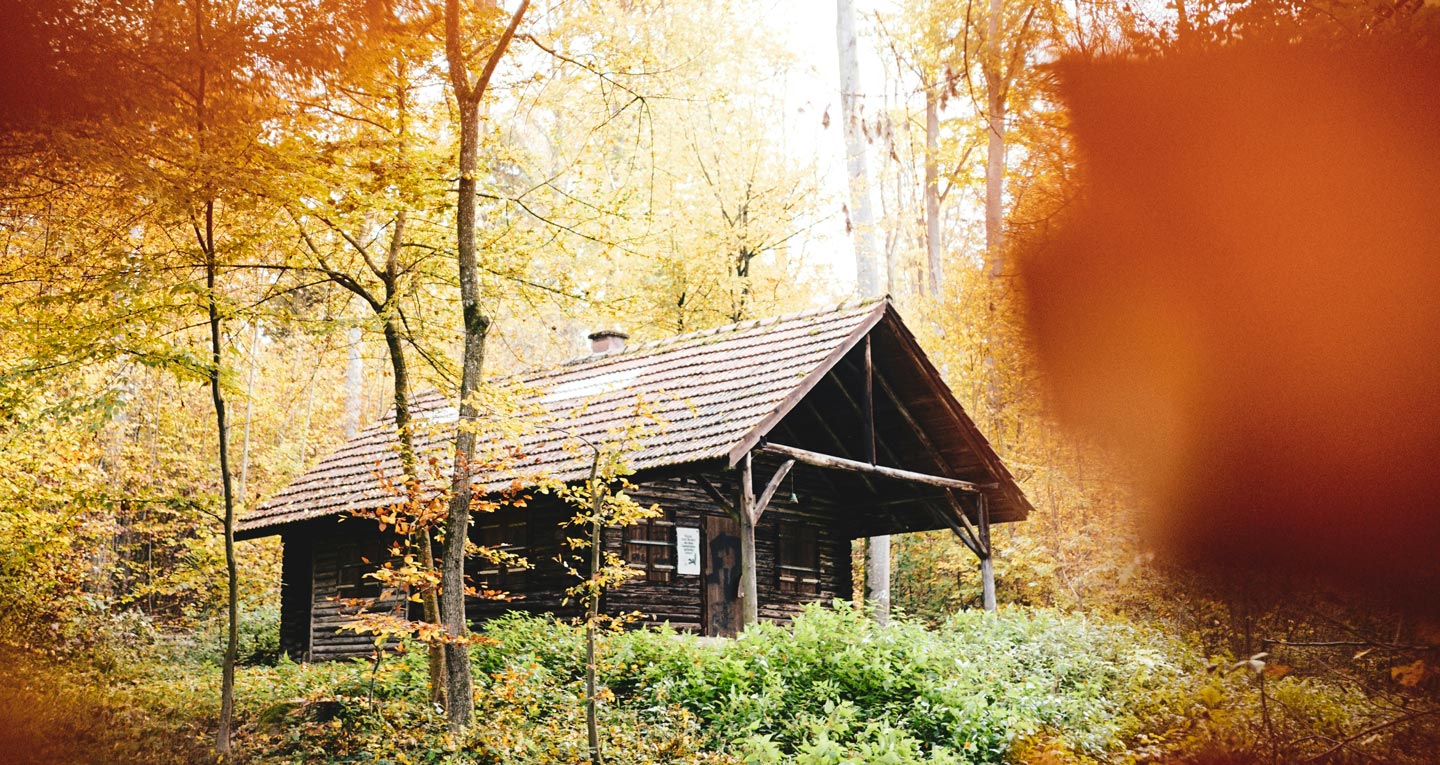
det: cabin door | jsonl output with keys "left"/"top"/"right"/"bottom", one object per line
{"left": 702, "top": 514, "right": 742, "bottom": 637}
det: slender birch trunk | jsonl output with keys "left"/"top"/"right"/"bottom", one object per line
{"left": 924, "top": 84, "right": 942, "bottom": 295}
{"left": 837, "top": 0, "right": 890, "bottom": 626}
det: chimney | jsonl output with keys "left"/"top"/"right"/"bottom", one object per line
{"left": 587, "top": 329, "right": 628, "bottom": 355}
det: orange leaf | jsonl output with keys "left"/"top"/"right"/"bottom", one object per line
{"left": 1262, "top": 663, "right": 1291, "bottom": 679}
{"left": 1392, "top": 659, "right": 1427, "bottom": 687}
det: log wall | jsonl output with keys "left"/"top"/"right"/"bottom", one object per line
{"left": 306, "top": 522, "right": 408, "bottom": 662}
{"left": 291, "top": 460, "right": 858, "bottom": 660}
{"left": 605, "top": 467, "right": 852, "bottom": 633}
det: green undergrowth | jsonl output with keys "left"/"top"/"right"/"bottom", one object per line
{"left": 481, "top": 604, "right": 1205, "bottom": 764}
{"left": 1, "top": 603, "right": 1387, "bottom": 764}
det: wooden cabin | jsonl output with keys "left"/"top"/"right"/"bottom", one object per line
{"left": 238, "top": 298, "right": 1033, "bottom": 661}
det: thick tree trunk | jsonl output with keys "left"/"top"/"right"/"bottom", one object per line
{"left": 837, "top": 0, "right": 891, "bottom": 624}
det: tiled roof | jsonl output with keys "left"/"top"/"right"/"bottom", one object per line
{"left": 239, "top": 298, "right": 890, "bottom": 535}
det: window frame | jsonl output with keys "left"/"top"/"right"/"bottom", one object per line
{"left": 776, "top": 520, "right": 822, "bottom": 596}
{"left": 472, "top": 513, "right": 530, "bottom": 593}
{"left": 336, "top": 538, "right": 387, "bottom": 602}
{"left": 623, "top": 510, "right": 676, "bottom": 583}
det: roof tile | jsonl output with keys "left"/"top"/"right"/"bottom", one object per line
{"left": 239, "top": 298, "right": 886, "bottom": 534}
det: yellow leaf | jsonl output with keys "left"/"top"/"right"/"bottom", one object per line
{"left": 1392, "top": 659, "right": 1427, "bottom": 687}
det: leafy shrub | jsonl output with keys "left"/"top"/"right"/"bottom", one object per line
{"left": 12, "top": 603, "right": 1424, "bottom": 765}
{"left": 236, "top": 604, "right": 282, "bottom": 666}
{"left": 479, "top": 603, "right": 1203, "bottom": 763}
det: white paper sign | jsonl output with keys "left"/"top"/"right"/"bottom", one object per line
{"left": 675, "top": 526, "right": 701, "bottom": 576}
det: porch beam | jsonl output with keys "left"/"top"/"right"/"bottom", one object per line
{"left": 868, "top": 368, "right": 990, "bottom": 557}
{"left": 824, "top": 366, "right": 974, "bottom": 548}
{"left": 756, "top": 442, "right": 990, "bottom": 493}
{"left": 798, "top": 395, "right": 883, "bottom": 497}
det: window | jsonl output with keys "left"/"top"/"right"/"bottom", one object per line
{"left": 777, "top": 522, "right": 821, "bottom": 596}
{"left": 624, "top": 512, "right": 675, "bottom": 583}
{"left": 337, "top": 539, "right": 386, "bottom": 601}
{"left": 473, "top": 515, "right": 528, "bottom": 593}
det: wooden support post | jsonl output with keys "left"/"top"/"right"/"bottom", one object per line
{"left": 739, "top": 452, "right": 759, "bottom": 629}
{"left": 979, "top": 494, "right": 996, "bottom": 613}
{"left": 863, "top": 338, "right": 891, "bottom": 624}
{"left": 798, "top": 396, "right": 883, "bottom": 496}
{"left": 823, "top": 368, "right": 972, "bottom": 547}
{"left": 925, "top": 505, "right": 982, "bottom": 558}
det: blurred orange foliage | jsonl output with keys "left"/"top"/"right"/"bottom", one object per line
{"left": 1023, "top": 42, "right": 1440, "bottom": 611}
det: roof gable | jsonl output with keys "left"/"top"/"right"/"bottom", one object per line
{"left": 238, "top": 297, "right": 1033, "bottom": 537}
{"left": 239, "top": 298, "right": 887, "bottom": 535}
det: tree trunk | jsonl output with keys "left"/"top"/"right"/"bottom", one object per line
{"left": 344, "top": 323, "right": 364, "bottom": 438}
{"left": 837, "top": 0, "right": 891, "bottom": 625}
{"left": 984, "top": 0, "right": 1007, "bottom": 279}
{"left": 439, "top": 91, "right": 487, "bottom": 734}
{"left": 585, "top": 468, "right": 604, "bottom": 765}
{"left": 378, "top": 212, "right": 447, "bottom": 709}
{"left": 924, "top": 84, "right": 942, "bottom": 295}
{"left": 836, "top": 0, "right": 881, "bottom": 296}
{"left": 440, "top": 0, "right": 528, "bottom": 734}
{"left": 237, "top": 318, "right": 260, "bottom": 503}
{"left": 203, "top": 201, "right": 240, "bottom": 757}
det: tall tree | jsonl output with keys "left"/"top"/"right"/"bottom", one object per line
{"left": 838, "top": 0, "right": 883, "bottom": 298}
{"left": 837, "top": 0, "right": 892, "bottom": 625}
{"left": 282, "top": 7, "right": 461, "bottom": 703}
{"left": 0, "top": 0, "right": 368, "bottom": 750}
{"left": 440, "top": 0, "right": 530, "bottom": 734}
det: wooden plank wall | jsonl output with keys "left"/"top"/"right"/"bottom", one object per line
{"left": 459, "top": 464, "right": 854, "bottom": 634}
{"left": 465, "top": 502, "right": 585, "bottom": 625}
{"left": 307, "top": 522, "right": 408, "bottom": 662}
{"left": 297, "top": 459, "right": 857, "bottom": 659}
{"left": 608, "top": 467, "right": 852, "bottom": 631}
{"left": 601, "top": 478, "right": 709, "bottom": 631}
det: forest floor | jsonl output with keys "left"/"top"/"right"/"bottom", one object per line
{"left": 0, "top": 604, "right": 1428, "bottom": 765}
